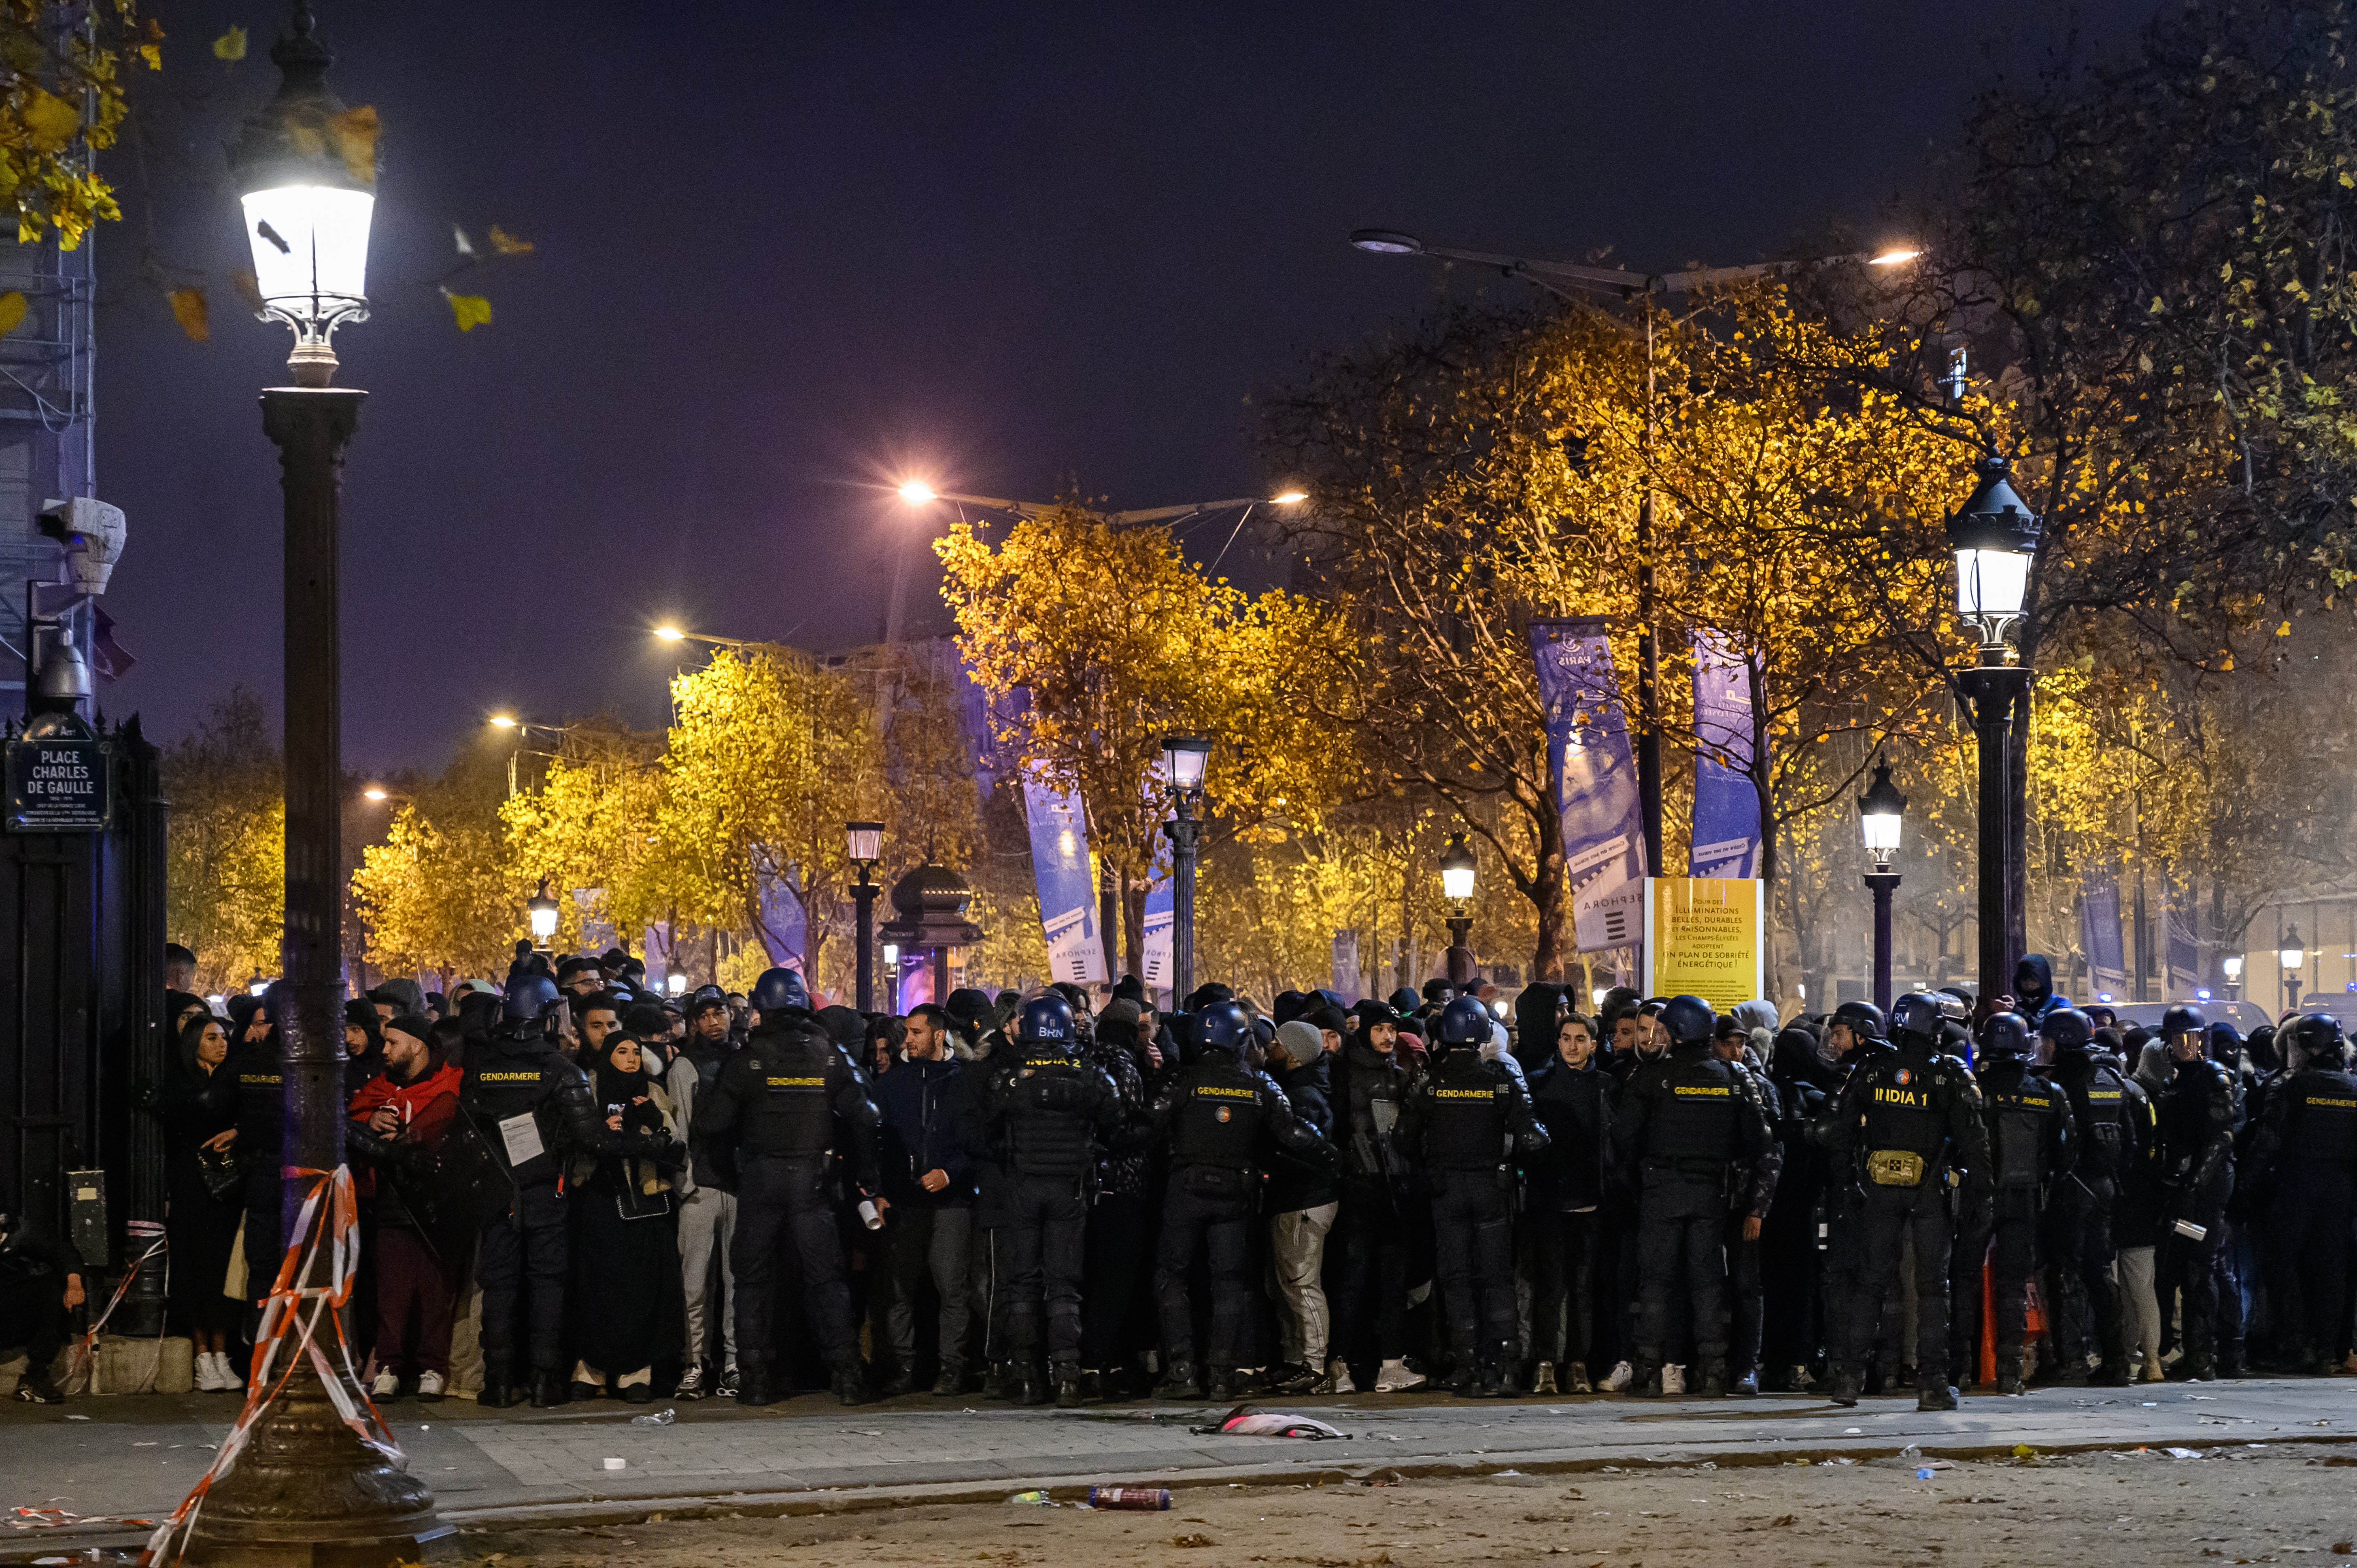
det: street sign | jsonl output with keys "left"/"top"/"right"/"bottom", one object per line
{"left": 6, "top": 732, "right": 113, "bottom": 831}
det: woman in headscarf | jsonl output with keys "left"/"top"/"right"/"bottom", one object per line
{"left": 147, "top": 1011, "right": 244, "bottom": 1391}
{"left": 564, "top": 1031, "right": 685, "bottom": 1401}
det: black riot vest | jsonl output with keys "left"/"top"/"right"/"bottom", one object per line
{"left": 1168, "top": 1057, "right": 1266, "bottom": 1171}
{"left": 1641, "top": 1045, "right": 1742, "bottom": 1167}
{"left": 1422, "top": 1056, "right": 1517, "bottom": 1171}
{"left": 736, "top": 1021, "right": 845, "bottom": 1160}
{"left": 1000, "top": 1044, "right": 1104, "bottom": 1179}
{"left": 2282, "top": 1068, "right": 2357, "bottom": 1167}
{"left": 461, "top": 1026, "right": 570, "bottom": 1182}
{"left": 2056, "top": 1050, "right": 2130, "bottom": 1178}
{"left": 1860, "top": 1044, "right": 1950, "bottom": 1157}
{"left": 1981, "top": 1057, "right": 2059, "bottom": 1189}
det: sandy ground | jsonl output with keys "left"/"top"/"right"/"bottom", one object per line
{"left": 448, "top": 1442, "right": 2357, "bottom": 1568}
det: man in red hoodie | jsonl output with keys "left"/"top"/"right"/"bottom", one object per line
{"left": 349, "top": 1012, "right": 462, "bottom": 1400}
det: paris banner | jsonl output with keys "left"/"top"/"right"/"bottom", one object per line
{"left": 1140, "top": 756, "right": 1175, "bottom": 996}
{"left": 1689, "top": 630, "right": 1763, "bottom": 880}
{"left": 1020, "top": 767, "right": 1110, "bottom": 985}
{"left": 1528, "top": 618, "right": 1646, "bottom": 953}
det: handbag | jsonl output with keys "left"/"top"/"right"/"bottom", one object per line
{"left": 197, "top": 1139, "right": 245, "bottom": 1203}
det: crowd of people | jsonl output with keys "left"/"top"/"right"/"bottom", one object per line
{"left": 12, "top": 942, "right": 2346, "bottom": 1414}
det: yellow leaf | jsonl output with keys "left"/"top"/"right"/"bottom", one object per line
{"left": 168, "top": 288, "right": 210, "bottom": 342}
{"left": 325, "top": 105, "right": 380, "bottom": 186}
{"left": 2278, "top": 620, "right": 2293, "bottom": 636}
{"left": 138, "top": 42, "right": 162, "bottom": 70}
{"left": 442, "top": 289, "right": 492, "bottom": 332}
{"left": 228, "top": 269, "right": 264, "bottom": 313}
{"left": 212, "top": 24, "right": 247, "bottom": 61}
{"left": 487, "top": 224, "right": 534, "bottom": 256}
{"left": 21, "top": 88, "right": 79, "bottom": 153}
{"left": 0, "top": 291, "right": 25, "bottom": 337}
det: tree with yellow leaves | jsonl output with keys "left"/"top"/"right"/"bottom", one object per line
{"left": 162, "top": 690, "right": 283, "bottom": 993}
{"left": 0, "top": 0, "right": 152, "bottom": 247}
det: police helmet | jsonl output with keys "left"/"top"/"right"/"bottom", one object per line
{"left": 1889, "top": 991, "right": 1945, "bottom": 1044}
{"left": 502, "top": 972, "right": 559, "bottom": 1023}
{"left": 2161, "top": 1003, "right": 2207, "bottom": 1041}
{"left": 750, "top": 967, "right": 810, "bottom": 1014}
{"left": 2038, "top": 1008, "right": 2094, "bottom": 1050}
{"left": 1435, "top": 995, "right": 1493, "bottom": 1047}
{"left": 1658, "top": 994, "right": 1716, "bottom": 1046}
{"left": 2288, "top": 1012, "right": 2345, "bottom": 1066}
{"left": 1977, "top": 1011, "right": 2032, "bottom": 1059}
{"left": 1830, "top": 999, "right": 1886, "bottom": 1041}
{"left": 1197, "top": 1000, "right": 1252, "bottom": 1054}
{"left": 1018, "top": 994, "right": 1076, "bottom": 1047}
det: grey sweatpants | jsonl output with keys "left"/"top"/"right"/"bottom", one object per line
{"left": 678, "top": 1186, "right": 737, "bottom": 1372}
{"left": 1269, "top": 1202, "right": 1339, "bottom": 1366}
{"left": 2117, "top": 1244, "right": 2163, "bottom": 1368}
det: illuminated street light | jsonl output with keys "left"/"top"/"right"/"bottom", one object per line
{"left": 527, "top": 876, "right": 561, "bottom": 951}
{"left": 652, "top": 625, "right": 685, "bottom": 642}
{"left": 489, "top": 713, "right": 517, "bottom": 729}
{"left": 362, "top": 787, "right": 387, "bottom": 801}
{"left": 1439, "top": 835, "right": 1478, "bottom": 986}
{"left": 1858, "top": 760, "right": 1908, "bottom": 1010}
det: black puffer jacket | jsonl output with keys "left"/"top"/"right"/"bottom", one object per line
{"left": 1327, "top": 1036, "right": 1414, "bottom": 1192}
{"left": 1265, "top": 1053, "right": 1336, "bottom": 1214}
{"left": 1526, "top": 1055, "right": 1613, "bottom": 1210}
{"left": 1085, "top": 1019, "right": 1155, "bottom": 1198}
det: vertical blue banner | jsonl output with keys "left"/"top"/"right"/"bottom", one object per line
{"left": 1139, "top": 757, "right": 1173, "bottom": 996}
{"left": 2079, "top": 863, "right": 2127, "bottom": 1000}
{"left": 1689, "top": 630, "right": 1762, "bottom": 880}
{"left": 1021, "top": 768, "right": 1109, "bottom": 985}
{"left": 1528, "top": 618, "right": 1646, "bottom": 953}
{"left": 754, "top": 862, "right": 807, "bottom": 969}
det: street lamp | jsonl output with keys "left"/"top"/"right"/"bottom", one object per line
{"left": 1858, "top": 761, "right": 1908, "bottom": 1012}
{"left": 248, "top": 968, "right": 269, "bottom": 997}
{"left": 2282, "top": 925, "right": 2307, "bottom": 1012}
{"left": 1160, "top": 736, "right": 1212, "bottom": 999}
{"left": 1439, "top": 835, "right": 1479, "bottom": 987}
{"left": 191, "top": 4, "right": 437, "bottom": 1562}
{"left": 1946, "top": 453, "right": 2041, "bottom": 1007}
{"left": 847, "top": 820, "right": 884, "bottom": 1011}
{"left": 527, "top": 877, "right": 560, "bottom": 953}
{"left": 2223, "top": 953, "right": 2244, "bottom": 1000}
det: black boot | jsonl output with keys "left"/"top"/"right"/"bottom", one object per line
{"left": 1630, "top": 1360, "right": 1663, "bottom": 1398}
{"left": 882, "top": 1365, "right": 918, "bottom": 1398}
{"left": 529, "top": 1371, "right": 567, "bottom": 1409}
{"left": 479, "top": 1370, "right": 519, "bottom": 1409}
{"left": 931, "top": 1358, "right": 966, "bottom": 1397}
{"left": 835, "top": 1365, "right": 871, "bottom": 1407}
{"left": 1155, "top": 1358, "right": 1199, "bottom": 1398}
{"left": 1917, "top": 1381, "right": 1959, "bottom": 1411}
{"left": 1474, "top": 1361, "right": 1506, "bottom": 1398}
{"left": 1697, "top": 1361, "right": 1728, "bottom": 1399}
{"left": 1826, "top": 1366, "right": 1861, "bottom": 1407}
{"left": 735, "top": 1364, "right": 778, "bottom": 1407}
{"left": 1207, "top": 1365, "right": 1236, "bottom": 1403}
{"left": 1053, "top": 1364, "right": 1083, "bottom": 1409}
{"left": 1017, "top": 1364, "right": 1050, "bottom": 1406}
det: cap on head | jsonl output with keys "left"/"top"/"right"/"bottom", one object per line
{"left": 1018, "top": 994, "right": 1076, "bottom": 1046}
{"left": 1977, "top": 1010, "right": 2032, "bottom": 1058}
{"left": 750, "top": 967, "right": 809, "bottom": 1014}
{"left": 2037, "top": 1008, "right": 2093, "bottom": 1050}
{"left": 1658, "top": 994, "right": 1715, "bottom": 1046}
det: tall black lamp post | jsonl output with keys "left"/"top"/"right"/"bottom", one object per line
{"left": 2281, "top": 925, "right": 2307, "bottom": 1014}
{"left": 847, "top": 820, "right": 884, "bottom": 1010}
{"left": 1858, "top": 761, "right": 1907, "bottom": 1013}
{"left": 1440, "top": 834, "right": 1478, "bottom": 988}
{"left": 190, "top": 2, "right": 441, "bottom": 1562}
{"left": 1947, "top": 454, "right": 2040, "bottom": 1007}
{"left": 1160, "top": 736, "right": 1211, "bottom": 1001}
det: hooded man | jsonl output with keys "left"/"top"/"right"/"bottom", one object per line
{"left": 2010, "top": 954, "right": 2067, "bottom": 1023}
{"left": 1326, "top": 997, "right": 1421, "bottom": 1394}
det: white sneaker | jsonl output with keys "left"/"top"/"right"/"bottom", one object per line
{"left": 1532, "top": 1360, "right": 1558, "bottom": 1395}
{"left": 1327, "top": 1358, "right": 1356, "bottom": 1395}
{"left": 191, "top": 1352, "right": 222, "bottom": 1392}
{"left": 370, "top": 1369, "right": 399, "bottom": 1399}
{"left": 1662, "top": 1364, "right": 1686, "bottom": 1396}
{"left": 1374, "top": 1358, "right": 1426, "bottom": 1392}
{"left": 416, "top": 1369, "right": 446, "bottom": 1400}
{"left": 1603, "top": 1359, "right": 1634, "bottom": 1392}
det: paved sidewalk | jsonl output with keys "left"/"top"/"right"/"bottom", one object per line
{"left": 2, "top": 1376, "right": 2351, "bottom": 1557}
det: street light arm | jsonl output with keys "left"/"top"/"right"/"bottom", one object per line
{"left": 1391, "top": 240, "right": 1878, "bottom": 299}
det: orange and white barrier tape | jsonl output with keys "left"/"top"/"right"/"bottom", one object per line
{"left": 64, "top": 1232, "right": 168, "bottom": 1393}
{"left": 140, "top": 1166, "right": 405, "bottom": 1567}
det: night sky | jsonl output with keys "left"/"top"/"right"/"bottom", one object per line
{"left": 94, "top": 0, "right": 2156, "bottom": 772}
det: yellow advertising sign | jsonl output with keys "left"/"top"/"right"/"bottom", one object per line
{"left": 1641, "top": 877, "right": 1764, "bottom": 1010}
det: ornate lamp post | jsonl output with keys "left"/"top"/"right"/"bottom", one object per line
{"left": 526, "top": 877, "right": 559, "bottom": 954}
{"left": 1439, "top": 834, "right": 1478, "bottom": 988}
{"left": 1947, "top": 454, "right": 2040, "bottom": 1006}
{"left": 1160, "top": 736, "right": 1211, "bottom": 1000}
{"left": 1858, "top": 761, "right": 1907, "bottom": 1012}
{"left": 847, "top": 820, "right": 884, "bottom": 1010}
{"left": 188, "top": 3, "right": 441, "bottom": 1562}
{"left": 2222, "top": 953, "right": 2244, "bottom": 1001}
{"left": 2281, "top": 925, "right": 2307, "bottom": 1013}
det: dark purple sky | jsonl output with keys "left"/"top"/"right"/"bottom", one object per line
{"left": 96, "top": 0, "right": 2154, "bottom": 772}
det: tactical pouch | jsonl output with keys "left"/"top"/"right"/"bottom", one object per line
{"left": 1866, "top": 1148, "right": 1926, "bottom": 1187}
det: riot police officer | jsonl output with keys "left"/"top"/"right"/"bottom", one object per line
{"left": 2152, "top": 1002, "right": 2238, "bottom": 1380}
{"left": 1809, "top": 1000, "right": 1889, "bottom": 1390}
{"left": 2042, "top": 1006, "right": 2142, "bottom": 1387}
{"left": 980, "top": 994, "right": 1128, "bottom": 1407}
{"left": 1610, "top": 994, "right": 1775, "bottom": 1398}
{"left": 2257, "top": 1014, "right": 2357, "bottom": 1374}
{"left": 1148, "top": 1000, "right": 1335, "bottom": 1401}
{"left": 692, "top": 966, "right": 882, "bottom": 1407}
{"left": 463, "top": 972, "right": 678, "bottom": 1409}
{"left": 1956, "top": 1012, "right": 2072, "bottom": 1392}
{"left": 1811, "top": 991, "right": 1989, "bottom": 1410}
{"left": 1398, "top": 996, "right": 1551, "bottom": 1396}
